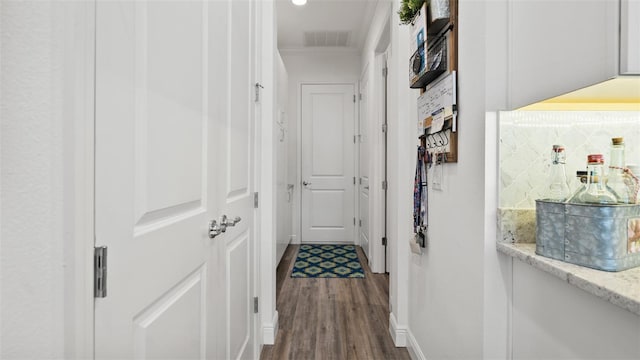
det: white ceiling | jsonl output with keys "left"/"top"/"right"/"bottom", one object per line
{"left": 276, "top": 0, "right": 379, "bottom": 51}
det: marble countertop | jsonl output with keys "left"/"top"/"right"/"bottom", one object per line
{"left": 497, "top": 242, "right": 640, "bottom": 316}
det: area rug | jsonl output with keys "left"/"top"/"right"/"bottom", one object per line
{"left": 291, "top": 244, "right": 365, "bottom": 278}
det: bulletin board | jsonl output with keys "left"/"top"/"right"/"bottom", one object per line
{"left": 411, "top": 0, "right": 458, "bottom": 163}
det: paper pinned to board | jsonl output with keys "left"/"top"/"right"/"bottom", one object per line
{"left": 431, "top": 108, "right": 445, "bottom": 132}
{"left": 417, "top": 71, "right": 457, "bottom": 132}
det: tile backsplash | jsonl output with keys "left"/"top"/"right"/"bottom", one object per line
{"left": 499, "top": 111, "right": 640, "bottom": 208}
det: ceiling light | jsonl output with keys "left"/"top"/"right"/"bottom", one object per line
{"left": 292, "top": 0, "right": 307, "bottom": 6}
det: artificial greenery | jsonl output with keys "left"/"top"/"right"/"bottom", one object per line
{"left": 398, "top": 0, "right": 426, "bottom": 25}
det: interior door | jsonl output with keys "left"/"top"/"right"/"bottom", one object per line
{"left": 358, "top": 78, "right": 370, "bottom": 259}
{"left": 301, "top": 84, "right": 356, "bottom": 244}
{"left": 94, "top": 1, "right": 255, "bottom": 359}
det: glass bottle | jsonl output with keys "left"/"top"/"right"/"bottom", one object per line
{"left": 566, "top": 170, "right": 589, "bottom": 203}
{"left": 578, "top": 154, "right": 618, "bottom": 205}
{"left": 544, "top": 145, "right": 571, "bottom": 202}
{"left": 608, "top": 137, "right": 633, "bottom": 203}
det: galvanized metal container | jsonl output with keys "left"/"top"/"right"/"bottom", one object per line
{"left": 536, "top": 199, "right": 640, "bottom": 271}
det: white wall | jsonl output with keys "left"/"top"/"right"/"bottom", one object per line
{"left": 1, "top": 3, "right": 64, "bottom": 356}
{"left": 275, "top": 51, "right": 291, "bottom": 265}
{"left": 280, "top": 50, "right": 361, "bottom": 244}
{"left": 405, "top": 0, "right": 487, "bottom": 356}
{"left": 386, "top": 0, "right": 413, "bottom": 345}
{"left": 1, "top": 2, "right": 93, "bottom": 358}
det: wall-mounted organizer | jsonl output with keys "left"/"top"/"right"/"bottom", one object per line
{"left": 410, "top": 0, "right": 458, "bottom": 163}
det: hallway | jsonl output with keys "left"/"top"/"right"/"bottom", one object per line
{"left": 260, "top": 245, "right": 410, "bottom": 360}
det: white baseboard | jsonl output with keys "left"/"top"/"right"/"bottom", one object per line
{"left": 389, "top": 313, "right": 407, "bottom": 347}
{"left": 262, "top": 311, "right": 279, "bottom": 345}
{"left": 290, "top": 235, "right": 299, "bottom": 244}
{"left": 406, "top": 328, "right": 427, "bottom": 360}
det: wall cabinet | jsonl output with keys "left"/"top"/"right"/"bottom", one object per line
{"left": 621, "top": 0, "right": 640, "bottom": 74}
{"left": 508, "top": 0, "right": 619, "bottom": 109}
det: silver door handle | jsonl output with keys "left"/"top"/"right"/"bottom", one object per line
{"left": 221, "top": 215, "right": 241, "bottom": 227}
{"left": 303, "top": 181, "right": 312, "bottom": 186}
{"left": 209, "top": 219, "right": 226, "bottom": 239}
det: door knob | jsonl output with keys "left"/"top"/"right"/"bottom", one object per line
{"left": 221, "top": 215, "right": 241, "bottom": 227}
{"left": 303, "top": 181, "right": 312, "bottom": 187}
{"left": 209, "top": 219, "right": 226, "bottom": 239}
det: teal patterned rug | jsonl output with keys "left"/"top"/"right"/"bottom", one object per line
{"left": 291, "top": 244, "right": 365, "bottom": 278}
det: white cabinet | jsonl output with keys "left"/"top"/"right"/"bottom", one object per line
{"left": 508, "top": 0, "right": 619, "bottom": 109}
{"left": 621, "top": 0, "right": 640, "bottom": 74}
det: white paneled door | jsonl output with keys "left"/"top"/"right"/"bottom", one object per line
{"left": 95, "top": 1, "right": 256, "bottom": 359}
{"left": 301, "top": 84, "right": 356, "bottom": 244}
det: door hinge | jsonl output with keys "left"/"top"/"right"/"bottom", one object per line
{"left": 353, "top": 135, "right": 356, "bottom": 143}
{"left": 353, "top": 177, "right": 356, "bottom": 185}
{"left": 382, "top": 67, "right": 388, "bottom": 77}
{"left": 94, "top": 246, "right": 108, "bottom": 298}
{"left": 254, "top": 192, "right": 259, "bottom": 208}
{"left": 353, "top": 94, "right": 356, "bottom": 103}
{"left": 382, "top": 180, "right": 388, "bottom": 190}
{"left": 254, "top": 297, "right": 259, "bottom": 313}
{"left": 359, "top": 219, "right": 362, "bottom": 227}
{"left": 359, "top": 177, "right": 362, "bottom": 185}
{"left": 255, "top": 83, "right": 264, "bottom": 102}
{"left": 382, "top": 237, "right": 387, "bottom": 246}
{"left": 353, "top": 217, "right": 356, "bottom": 226}
{"left": 382, "top": 124, "right": 388, "bottom": 133}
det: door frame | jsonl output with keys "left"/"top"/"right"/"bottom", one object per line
{"left": 67, "top": 1, "right": 96, "bottom": 357}
{"left": 357, "top": 65, "right": 368, "bottom": 257}
{"left": 296, "top": 81, "right": 359, "bottom": 245}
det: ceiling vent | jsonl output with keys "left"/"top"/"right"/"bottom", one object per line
{"left": 303, "top": 31, "right": 350, "bottom": 47}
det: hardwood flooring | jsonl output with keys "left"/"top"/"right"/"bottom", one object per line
{"left": 260, "top": 245, "right": 411, "bottom": 360}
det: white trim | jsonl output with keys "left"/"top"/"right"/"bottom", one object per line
{"left": 68, "top": 2, "right": 96, "bottom": 358}
{"left": 261, "top": 310, "right": 279, "bottom": 345}
{"left": 278, "top": 47, "right": 361, "bottom": 56}
{"left": 406, "top": 328, "right": 427, "bottom": 360}
{"left": 258, "top": 0, "right": 278, "bottom": 357}
{"left": 389, "top": 313, "right": 407, "bottom": 347}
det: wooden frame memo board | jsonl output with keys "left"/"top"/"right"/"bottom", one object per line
{"left": 410, "top": 0, "right": 459, "bottom": 163}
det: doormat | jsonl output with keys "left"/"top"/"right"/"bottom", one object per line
{"left": 291, "top": 244, "right": 365, "bottom": 278}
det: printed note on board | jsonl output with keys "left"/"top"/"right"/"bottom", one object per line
{"left": 416, "top": 71, "right": 457, "bottom": 133}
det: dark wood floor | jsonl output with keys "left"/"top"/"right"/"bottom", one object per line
{"left": 260, "top": 244, "right": 411, "bottom": 360}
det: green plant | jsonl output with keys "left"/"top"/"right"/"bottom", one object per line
{"left": 398, "top": 0, "right": 427, "bottom": 25}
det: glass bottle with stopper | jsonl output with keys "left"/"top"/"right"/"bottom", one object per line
{"left": 608, "top": 137, "right": 633, "bottom": 204}
{"left": 578, "top": 154, "right": 618, "bottom": 204}
{"left": 544, "top": 145, "right": 571, "bottom": 202}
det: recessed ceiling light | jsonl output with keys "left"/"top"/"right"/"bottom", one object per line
{"left": 292, "top": 0, "right": 307, "bottom": 6}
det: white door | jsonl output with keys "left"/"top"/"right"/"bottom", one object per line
{"left": 301, "top": 84, "right": 356, "bottom": 244}
{"left": 358, "top": 78, "right": 370, "bottom": 259}
{"left": 94, "top": 1, "right": 256, "bottom": 359}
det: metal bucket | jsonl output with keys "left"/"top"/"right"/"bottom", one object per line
{"left": 536, "top": 199, "right": 640, "bottom": 271}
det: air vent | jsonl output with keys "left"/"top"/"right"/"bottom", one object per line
{"left": 303, "top": 31, "right": 350, "bottom": 47}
